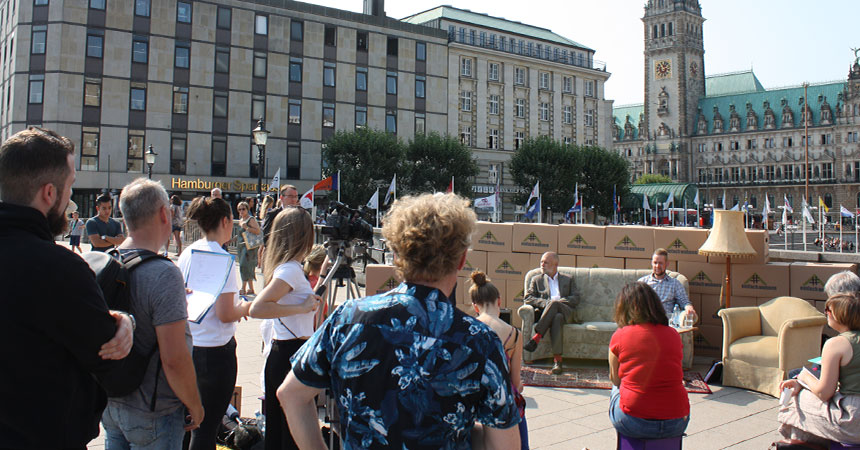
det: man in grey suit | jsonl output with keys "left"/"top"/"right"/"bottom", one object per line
{"left": 523, "top": 252, "right": 580, "bottom": 374}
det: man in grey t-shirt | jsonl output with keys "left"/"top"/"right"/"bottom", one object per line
{"left": 101, "top": 178, "right": 203, "bottom": 449}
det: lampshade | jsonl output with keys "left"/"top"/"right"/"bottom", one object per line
{"left": 65, "top": 199, "right": 78, "bottom": 216}
{"left": 144, "top": 145, "right": 157, "bottom": 166}
{"left": 698, "top": 210, "right": 757, "bottom": 257}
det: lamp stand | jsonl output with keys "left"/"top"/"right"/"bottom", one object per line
{"left": 724, "top": 255, "right": 732, "bottom": 309}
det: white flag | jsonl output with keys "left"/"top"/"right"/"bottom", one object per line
{"left": 299, "top": 187, "right": 314, "bottom": 209}
{"left": 367, "top": 190, "right": 379, "bottom": 210}
{"left": 693, "top": 190, "right": 700, "bottom": 206}
{"left": 802, "top": 203, "right": 815, "bottom": 224}
{"left": 722, "top": 191, "right": 727, "bottom": 210}
{"left": 474, "top": 193, "right": 497, "bottom": 209}
{"left": 642, "top": 194, "right": 650, "bottom": 210}
{"left": 664, "top": 191, "right": 674, "bottom": 210}
{"left": 763, "top": 193, "right": 771, "bottom": 215}
{"left": 269, "top": 168, "right": 281, "bottom": 193}
{"left": 784, "top": 194, "right": 794, "bottom": 213}
{"left": 730, "top": 203, "right": 740, "bottom": 211}
{"left": 841, "top": 205, "right": 855, "bottom": 218}
{"left": 384, "top": 174, "right": 397, "bottom": 205}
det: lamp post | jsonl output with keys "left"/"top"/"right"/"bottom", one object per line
{"left": 145, "top": 145, "right": 157, "bottom": 179}
{"left": 252, "top": 118, "right": 270, "bottom": 217}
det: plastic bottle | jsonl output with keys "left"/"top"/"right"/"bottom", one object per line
{"left": 671, "top": 304, "right": 680, "bottom": 328}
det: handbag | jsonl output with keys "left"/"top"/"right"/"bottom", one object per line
{"left": 243, "top": 230, "right": 264, "bottom": 250}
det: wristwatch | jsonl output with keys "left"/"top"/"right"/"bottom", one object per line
{"left": 124, "top": 313, "right": 136, "bottom": 331}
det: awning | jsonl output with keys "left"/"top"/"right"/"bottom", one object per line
{"left": 623, "top": 183, "right": 699, "bottom": 210}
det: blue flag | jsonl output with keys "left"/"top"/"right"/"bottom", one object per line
{"left": 525, "top": 196, "right": 540, "bottom": 220}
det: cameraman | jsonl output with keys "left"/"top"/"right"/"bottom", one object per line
{"left": 279, "top": 193, "right": 521, "bottom": 449}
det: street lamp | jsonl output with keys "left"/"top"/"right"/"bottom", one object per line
{"left": 252, "top": 118, "right": 270, "bottom": 217}
{"left": 145, "top": 145, "right": 157, "bottom": 179}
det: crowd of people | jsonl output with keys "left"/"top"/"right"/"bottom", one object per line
{"left": 1, "top": 126, "right": 859, "bottom": 449}
{"left": 814, "top": 236, "right": 856, "bottom": 252}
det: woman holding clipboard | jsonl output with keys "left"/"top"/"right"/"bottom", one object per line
{"left": 178, "top": 197, "right": 251, "bottom": 450}
{"left": 249, "top": 206, "right": 320, "bottom": 450}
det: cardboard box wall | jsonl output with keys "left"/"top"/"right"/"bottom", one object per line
{"left": 676, "top": 261, "right": 725, "bottom": 295}
{"left": 789, "top": 262, "right": 858, "bottom": 301}
{"left": 472, "top": 222, "right": 513, "bottom": 252}
{"left": 365, "top": 265, "right": 401, "bottom": 296}
{"left": 576, "top": 256, "right": 625, "bottom": 269}
{"left": 625, "top": 258, "right": 652, "bottom": 270}
{"left": 529, "top": 253, "right": 575, "bottom": 269}
{"left": 708, "top": 230, "right": 769, "bottom": 265}
{"left": 731, "top": 263, "right": 791, "bottom": 299}
{"left": 487, "top": 252, "right": 531, "bottom": 281}
{"left": 458, "top": 250, "right": 488, "bottom": 278}
{"left": 557, "top": 224, "right": 605, "bottom": 256}
{"left": 654, "top": 228, "right": 708, "bottom": 262}
{"left": 695, "top": 324, "right": 723, "bottom": 357}
{"left": 700, "top": 294, "right": 757, "bottom": 326}
{"left": 508, "top": 280, "right": 525, "bottom": 329}
{"left": 512, "top": 223, "right": 558, "bottom": 253}
{"left": 604, "top": 226, "right": 655, "bottom": 259}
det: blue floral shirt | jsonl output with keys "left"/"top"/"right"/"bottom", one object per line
{"left": 290, "top": 282, "right": 520, "bottom": 449}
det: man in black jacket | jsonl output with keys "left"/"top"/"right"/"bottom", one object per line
{"left": 0, "top": 127, "right": 134, "bottom": 449}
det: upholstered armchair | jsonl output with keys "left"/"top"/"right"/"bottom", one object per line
{"left": 718, "top": 296, "right": 827, "bottom": 397}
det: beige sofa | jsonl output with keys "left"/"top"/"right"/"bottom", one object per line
{"left": 517, "top": 267, "right": 690, "bottom": 362}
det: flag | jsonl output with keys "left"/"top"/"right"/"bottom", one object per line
{"left": 446, "top": 177, "right": 454, "bottom": 194}
{"left": 366, "top": 190, "right": 379, "bottom": 210}
{"left": 642, "top": 194, "right": 650, "bottom": 211}
{"left": 764, "top": 194, "right": 771, "bottom": 215}
{"left": 742, "top": 200, "right": 750, "bottom": 211}
{"left": 664, "top": 191, "right": 674, "bottom": 210}
{"left": 721, "top": 191, "right": 727, "bottom": 209}
{"left": 802, "top": 202, "right": 815, "bottom": 224}
{"left": 841, "top": 205, "right": 855, "bottom": 218}
{"left": 299, "top": 187, "right": 314, "bottom": 209}
{"left": 314, "top": 173, "right": 338, "bottom": 191}
{"left": 693, "top": 190, "right": 700, "bottom": 206}
{"left": 384, "top": 174, "right": 396, "bottom": 205}
{"left": 524, "top": 181, "right": 539, "bottom": 210}
{"left": 612, "top": 185, "right": 617, "bottom": 212}
{"left": 524, "top": 196, "right": 541, "bottom": 220}
{"left": 474, "top": 193, "right": 496, "bottom": 209}
{"left": 784, "top": 194, "right": 793, "bottom": 213}
{"left": 569, "top": 196, "right": 582, "bottom": 214}
{"left": 269, "top": 168, "right": 281, "bottom": 192}
{"left": 818, "top": 196, "right": 830, "bottom": 213}
{"left": 730, "top": 203, "right": 740, "bottom": 211}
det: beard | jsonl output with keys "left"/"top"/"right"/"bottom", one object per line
{"left": 47, "top": 195, "right": 69, "bottom": 236}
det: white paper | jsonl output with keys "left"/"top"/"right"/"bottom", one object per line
{"left": 185, "top": 249, "right": 234, "bottom": 323}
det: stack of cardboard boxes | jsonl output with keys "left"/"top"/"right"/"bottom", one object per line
{"left": 365, "top": 222, "right": 856, "bottom": 356}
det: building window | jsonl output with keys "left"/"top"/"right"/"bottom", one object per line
{"left": 415, "top": 76, "right": 425, "bottom": 99}
{"left": 515, "top": 131, "right": 524, "bottom": 149}
{"left": 175, "top": 42, "right": 190, "bottom": 68}
{"left": 28, "top": 75, "right": 44, "bottom": 104}
{"left": 322, "top": 103, "right": 334, "bottom": 128}
{"left": 134, "top": 0, "right": 150, "bottom": 17}
{"left": 386, "top": 72, "right": 397, "bottom": 95}
{"left": 253, "top": 52, "right": 267, "bottom": 78}
{"left": 515, "top": 98, "right": 525, "bottom": 118}
{"left": 170, "top": 135, "right": 186, "bottom": 174}
{"left": 86, "top": 32, "right": 104, "bottom": 58}
{"left": 252, "top": 94, "right": 265, "bottom": 121}
{"left": 488, "top": 95, "right": 499, "bottom": 115}
{"left": 385, "top": 111, "right": 396, "bottom": 133}
{"left": 357, "top": 32, "right": 367, "bottom": 51}
{"left": 130, "top": 87, "right": 146, "bottom": 110}
{"left": 290, "top": 20, "right": 303, "bottom": 41}
{"left": 289, "top": 57, "right": 302, "bottom": 82}
{"left": 387, "top": 36, "right": 398, "bottom": 56}
{"left": 563, "top": 136, "right": 572, "bottom": 146}
{"left": 81, "top": 130, "right": 99, "bottom": 171}
{"left": 823, "top": 163, "right": 833, "bottom": 179}
{"left": 355, "top": 106, "right": 367, "bottom": 129}
{"left": 216, "top": 7, "right": 231, "bottom": 29}
{"left": 287, "top": 143, "right": 300, "bottom": 178}
{"left": 31, "top": 25, "right": 46, "bottom": 54}
{"left": 563, "top": 105, "right": 572, "bottom": 124}
{"left": 176, "top": 2, "right": 191, "bottom": 23}
{"left": 323, "top": 62, "right": 336, "bottom": 87}
{"left": 355, "top": 67, "right": 367, "bottom": 91}
{"left": 539, "top": 103, "right": 549, "bottom": 121}
{"left": 488, "top": 62, "right": 499, "bottom": 81}
{"left": 215, "top": 46, "right": 229, "bottom": 73}
{"left": 461, "top": 58, "right": 472, "bottom": 77}
{"left": 585, "top": 80, "right": 594, "bottom": 97}
{"left": 90, "top": 0, "right": 105, "bottom": 9}
{"left": 288, "top": 99, "right": 301, "bottom": 124}
{"left": 514, "top": 67, "right": 525, "bottom": 85}
{"left": 460, "top": 91, "right": 472, "bottom": 112}
{"left": 132, "top": 36, "right": 148, "bottom": 64}
{"left": 416, "top": 42, "right": 426, "bottom": 61}
{"left": 172, "top": 86, "right": 188, "bottom": 114}
{"left": 213, "top": 90, "right": 227, "bottom": 118}
{"left": 126, "top": 132, "right": 144, "bottom": 173}
{"left": 563, "top": 76, "right": 573, "bottom": 93}
{"left": 539, "top": 72, "right": 550, "bottom": 90}
{"left": 584, "top": 109, "right": 594, "bottom": 127}
{"left": 323, "top": 26, "right": 336, "bottom": 47}
{"left": 255, "top": 15, "right": 267, "bottom": 35}
{"left": 460, "top": 126, "right": 472, "bottom": 146}
{"left": 415, "top": 113, "right": 425, "bottom": 134}
{"left": 211, "top": 135, "right": 226, "bottom": 176}
{"left": 488, "top": 129, "right": 499, "bottom": 149}
{"left": 84, "top": 79, "right": 101, "bottom": 107}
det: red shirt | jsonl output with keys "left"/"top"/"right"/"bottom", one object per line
{"left": 610, "top": 323, "right": 689, "bottom": 420}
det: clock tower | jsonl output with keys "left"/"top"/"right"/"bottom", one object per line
{"left": 642, "top": 0, "right": 705, "bottom": 180}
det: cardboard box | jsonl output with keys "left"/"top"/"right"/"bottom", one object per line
{"left": 654, "top": 228, "right": 709, "bottom": 262}
{"left": 576, "top": 256, "right": 625, "bottom": 269}
{"left": 458, "top": 250, "right": 488, "bottom": 278}
{"left": 676, "top": 261, "right": 725, "bottom": 294}
{"left": 731, "top": 263, "right": 791, "bottom": 299}
{"left": 688, "top": 293, "right": 702, "bottom": 318}
{"left": 625, "top": 258, "right": 652, "bottom": 270}
{"left": 708, "top": 230, "right": 769, "bottom": 265}
{"left": 790, "top": 262, "right": 858, "bottom": 301}
{"left": 530, "top": 252, "right": 574, "bottom": 268}
{"left": 695, "top": 324, "right": 724, "bottom": 357}
{"left": 365, "top": 264, "right": 401, "bottom": 296}
{"left": 507, "top": 279, "right": 525, "bottom": 308}
{"left": 472, "top": 222, "right": 513, "bottom": 252}
{"left": 512, "top": 223, "right": 558, "bottom": 253}
{"left": 557, "top": 224, "right": 605, "bottom": 256}
{"left": 699, "top": 294, "right": 723, "bottom": 326}
{"left": 604, "top": 226, "right": 655, "bottom": 259}
{"left": 487, "top": 252, "right": 531, "bottom": 281}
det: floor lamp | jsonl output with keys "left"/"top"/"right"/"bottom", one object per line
{"left": 698, "top": 210, "right": 757, "bottom": 308}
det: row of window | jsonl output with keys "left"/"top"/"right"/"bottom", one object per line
{"left": 459, "top": 127, "right": 585, "bottom": 151}
{"left": 460, "top": 59, "right": 595, "bottom": 95}
{"left": 694, "top": 133, "right": 850, "bottom": 153}
{"left": 447, "top": 25, "right": 594, "bottom": 69}
{"left": 697, "top": 164, "right": 837, "bottom": 184}
{"left": 458, "top": 91, "right": 593, "bottom": 125}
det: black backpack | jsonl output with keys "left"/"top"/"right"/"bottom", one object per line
{"left": 83, "top": 248, "right": 169, "bottom": 401}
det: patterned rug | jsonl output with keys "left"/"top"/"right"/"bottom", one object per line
{"left": 521, "top": 366, "right": 712, "bottom": 394}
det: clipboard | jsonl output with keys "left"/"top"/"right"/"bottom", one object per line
{"left": 185, "top": 249, "right": 235, "bottom": 323}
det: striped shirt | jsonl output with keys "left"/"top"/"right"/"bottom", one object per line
{"left": 638, "top": 273, "right": 690, "bottom": 315}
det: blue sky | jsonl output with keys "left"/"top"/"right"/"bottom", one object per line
{"left": 303, "top": 0, "right": 858, "bottom": 106}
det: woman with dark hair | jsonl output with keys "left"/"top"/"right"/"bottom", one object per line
{"left": 168, "top": 195, "right": 184, "bottom": 255}
{"left": 608, "top": 282, "right": 689, "bottom": 439}
{"left": 177, "top": 196, "right": 251, "bottom": 450}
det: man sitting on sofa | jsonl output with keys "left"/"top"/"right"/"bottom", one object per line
{"left": 523, "top": 252, "right": 581, "bottom": 374}
{"left": 638, "top": 248, "right": 696, "bottom": 318}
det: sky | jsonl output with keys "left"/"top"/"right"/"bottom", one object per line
{"left": 303, "top": 0, "right": 859, "bottom": 106}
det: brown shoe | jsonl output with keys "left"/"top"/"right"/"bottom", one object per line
{"left": 551, "top": 360, "right": 563, "bottom": 375}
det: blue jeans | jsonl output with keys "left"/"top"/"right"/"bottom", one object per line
{"left": 102, "top": 403, "right": 185, "bottom": 449}
{"left": 609, "top": 386, "right": 689, "bottom": 439}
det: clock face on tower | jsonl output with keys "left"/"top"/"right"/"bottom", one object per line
{"left": 654, "top": 59, "right": 672, "bottom": 79}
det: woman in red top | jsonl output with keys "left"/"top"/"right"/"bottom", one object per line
{"left": 608, "top": 282, "right": 690, "bottom": 439}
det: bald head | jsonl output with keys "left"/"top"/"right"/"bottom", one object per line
{"left": 540, "top": 252, "right": 559, "bottom": 278}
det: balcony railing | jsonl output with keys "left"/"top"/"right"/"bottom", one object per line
{"left": 448, "top": 31, "right": 607, "bottom": 72}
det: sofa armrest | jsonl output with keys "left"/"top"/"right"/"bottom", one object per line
{"left": 782, "top": 316, "right": 827, "bottom": 330}
{"left": 778, "top": 318, "right": 826, "bottom": 372}
{"left": 518, "top": 304, "right": 535, "bottom": 334}
{"left": 718, "top": 307, "right": 762, "bottom": 359}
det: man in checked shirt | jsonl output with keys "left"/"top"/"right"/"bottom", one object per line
{"left": 638, "top": 248, "right": 697, "bottom": 319}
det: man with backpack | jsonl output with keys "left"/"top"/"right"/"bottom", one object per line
{"left": 101, "top": 177, "right": 203, "bottom": 448}
{"left": 0, "top": 127, "right": 134, "bottom": 449}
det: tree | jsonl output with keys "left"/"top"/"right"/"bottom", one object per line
{"left": 575, "top": 145, "right": 631, "bottom": 220}
{"left": 322, "top": 128, "right": 404, "bottom": 207}
{"left": 509, "top": 136, "right": 579, "bottom": 213}
{"left": 634, "top": 173, "right": 672, "bottom": 184}
{"left": 402, "top": 132, "right": 478, "bottom": 197}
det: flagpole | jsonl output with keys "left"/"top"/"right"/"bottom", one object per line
{"left": 376, "top": 188, "right": 380, "bottom": 228}
{"left": 803, "top": 202, "right": 807, "bottom": 252}
{"left": 855, "top": 209, "right": 858, "bottom": 254}
{"left": 783, "top": 208, "right": 788, "bottom": 250}
{"left": 337, "top": 170, "right": 341, "bottom": 203}
{"left": 839, "top": 206, "right": 843, "bottom": 253}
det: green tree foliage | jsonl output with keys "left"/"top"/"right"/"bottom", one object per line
{"left": 634, "top": 173, "right": 672, "bottom": 184}
{"left": 576, "top": 145, "right": 631, "bottom": 219}
{"left": 322, "top": 128, "right": 404, "bottom": 207}
{"left": 402, "top": 132, "right": 478, "bottom": 197}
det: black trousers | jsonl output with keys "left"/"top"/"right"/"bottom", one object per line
{"left": 264, "top": 339, "right": 306, "bottom": 450}
{"left": 183, "top": 337, "right": 238, "bottom": 450}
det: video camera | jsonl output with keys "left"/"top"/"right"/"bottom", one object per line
{"left": 320, "top": 201, "right": 373, "bottom": 242}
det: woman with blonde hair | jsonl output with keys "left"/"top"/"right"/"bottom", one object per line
{"left": 258, "top": 195, "right": 274, "bottom": 221}
{"left": 249, "top": 206, "right": 321, "bottom": 450}
{"left": 303, "top": 244, "right": 328, "bottom": 290}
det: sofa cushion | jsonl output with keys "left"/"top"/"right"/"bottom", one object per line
{"left": 726, "top": 335, "right": 779, "bottom": 368}
{"left": 569, "top": 321, "right": 618, "bottom": 332}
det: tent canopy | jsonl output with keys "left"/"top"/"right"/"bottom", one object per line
{"left": 623, "top": 183, "right": 699, "bottom": 210}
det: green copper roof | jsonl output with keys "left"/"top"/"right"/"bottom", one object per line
{"left": 401, "top": 6, "right": 593, "bottom": 51}
{"left": 612, "top": 104, "right": 645, "bottom": 141}
{"left": 705, "top": 70, "right": 765, "bottom": 97}
{"left": 624, "top": 183, "right": 698, "bottom": 209}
